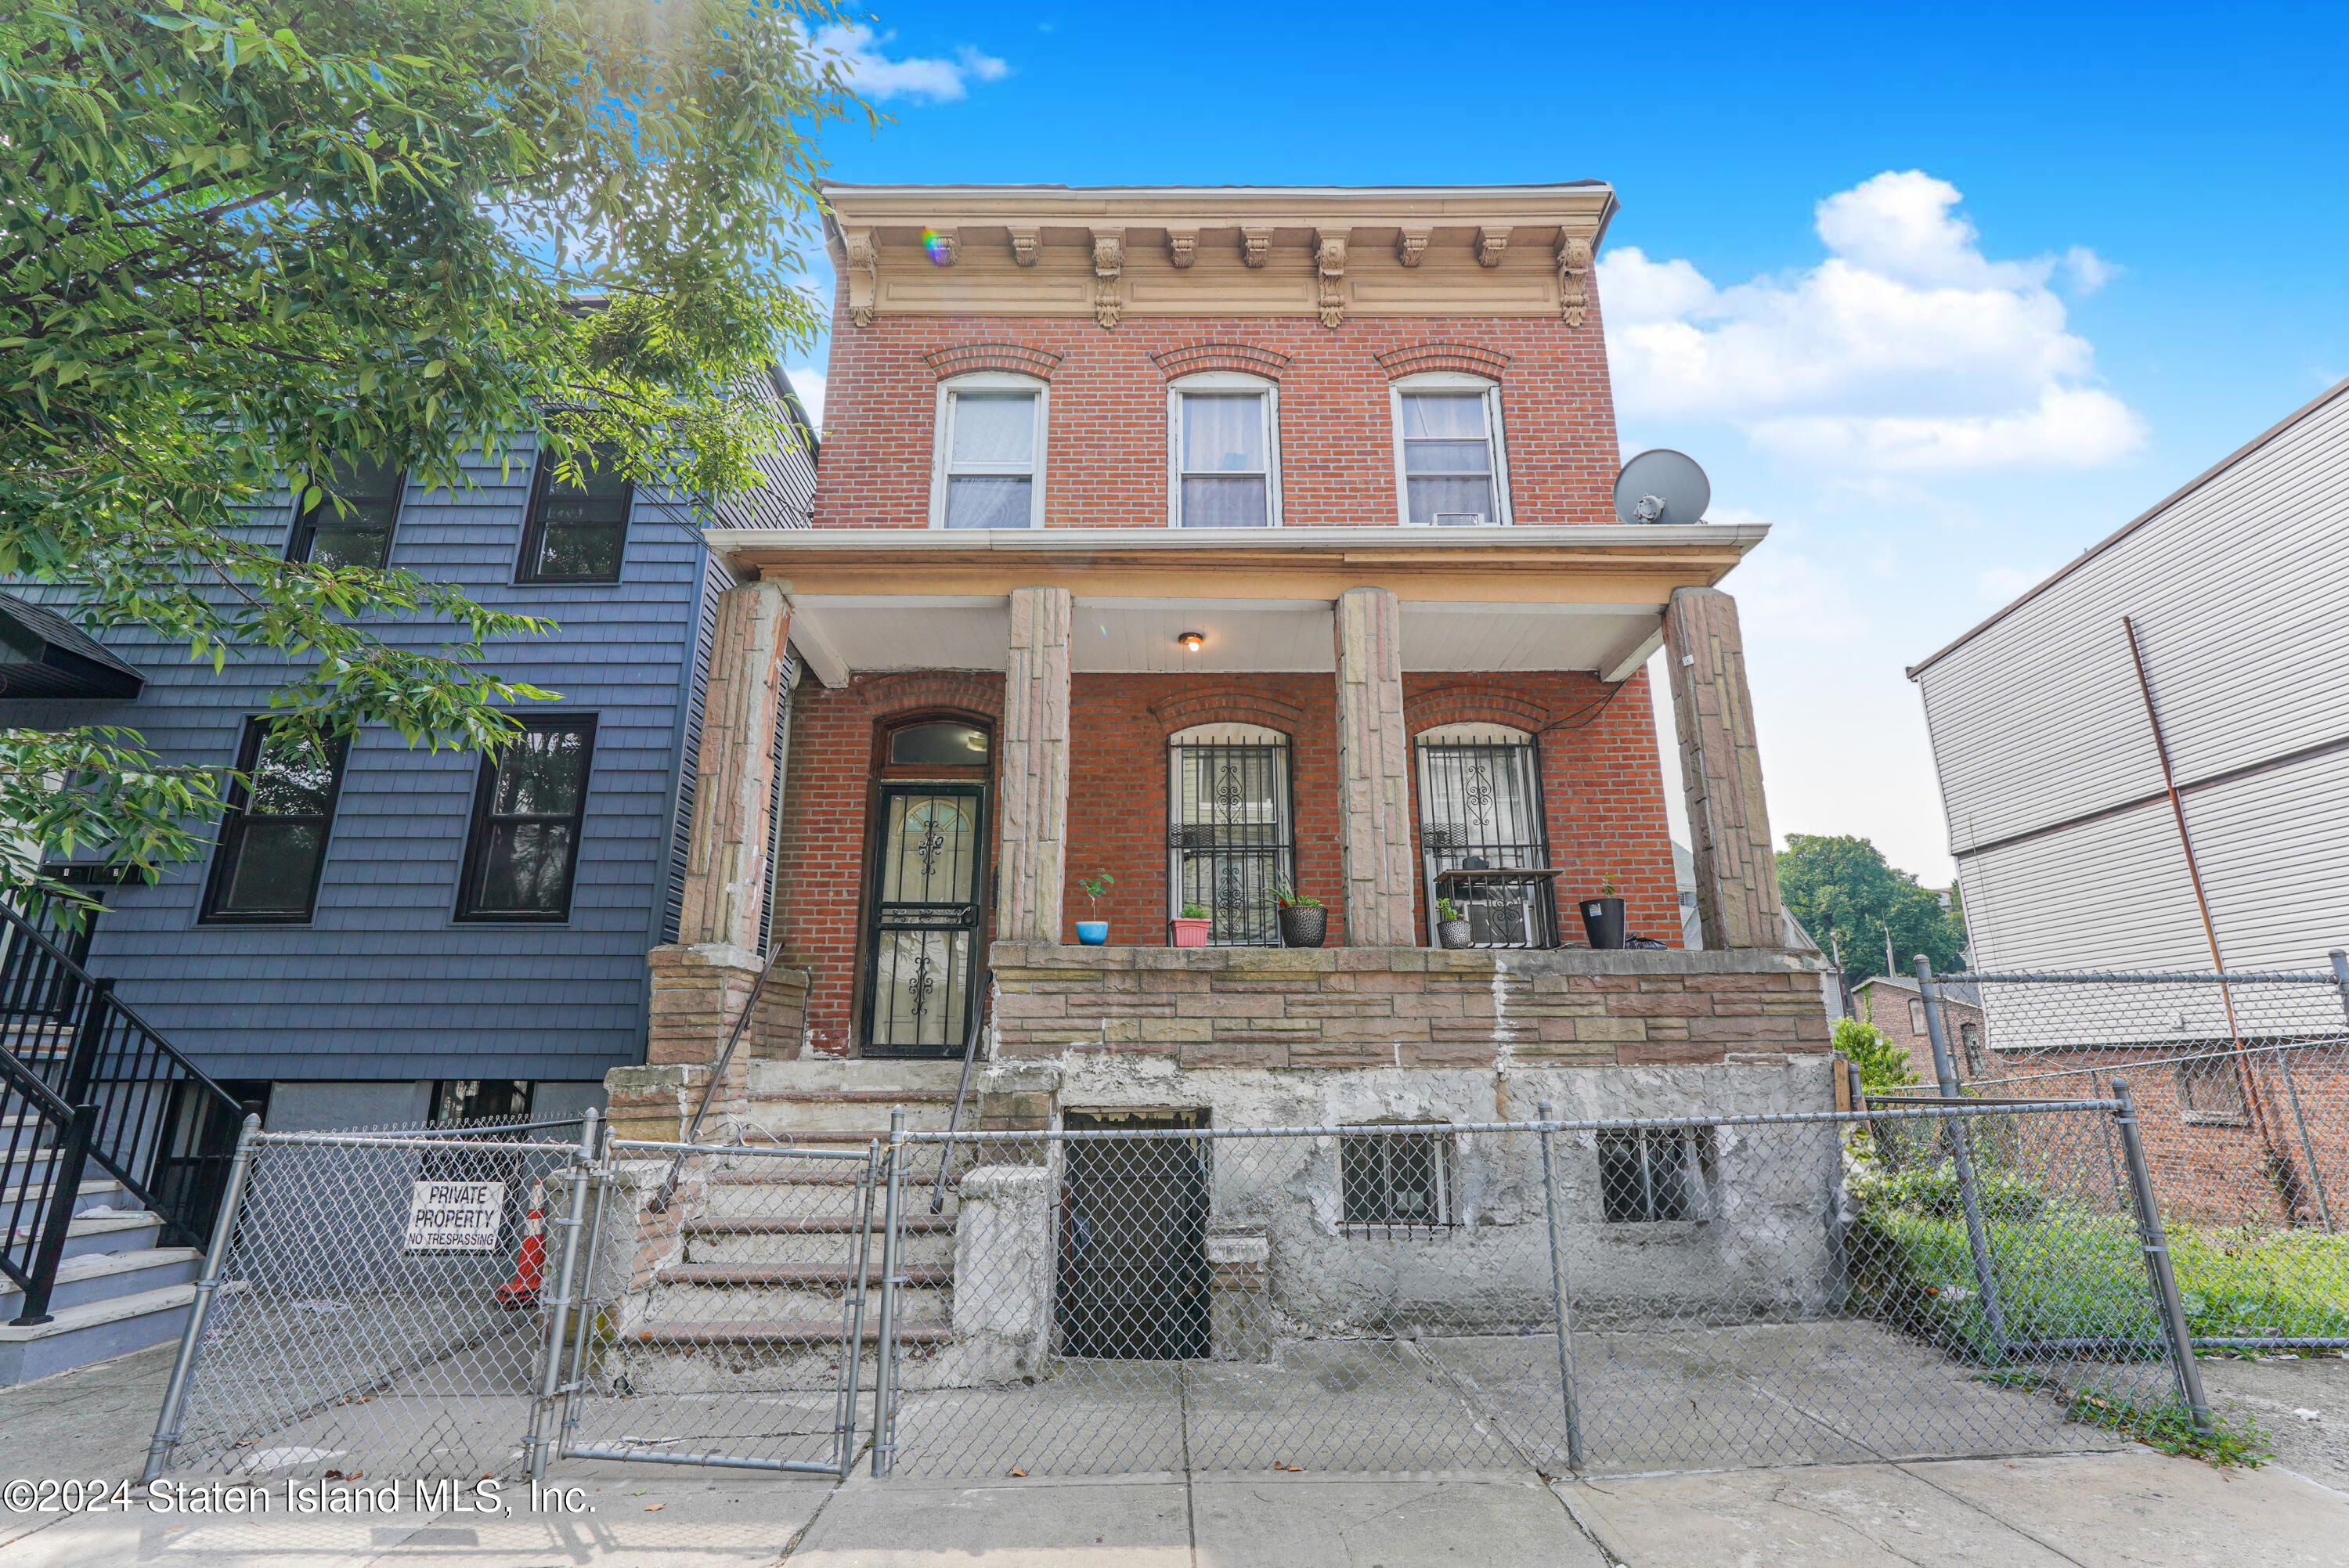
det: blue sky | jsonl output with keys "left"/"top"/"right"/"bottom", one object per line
{"left": 782, "top": 2, "right": 2348, "bottom": 884}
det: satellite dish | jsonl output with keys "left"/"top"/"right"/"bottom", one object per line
{"left": 1613, "top": 449, "right": 1711, "bottom": 526}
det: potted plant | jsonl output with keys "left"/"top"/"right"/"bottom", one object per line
{"left": 1579, "top": 873, "right": 1626, "bottom": 950}
{"left": 1434, "top": 897, "right": 1472, "bottom": 950}
{"left": 1170, "top": 902, "right": 1211, "bottom": 948}
{"left": 1272, "top": 881, "right": 1326, "bottom": 948}
{"left": 1075, "top": 871, "right": 1114, "bottom": 946}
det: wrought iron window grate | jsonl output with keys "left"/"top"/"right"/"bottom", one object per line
{"left": 1167, "top": 738, "right": 1292, "bottom": 946}
{"left": 1416, "top": 739, "right": 1557, "bottom": 948}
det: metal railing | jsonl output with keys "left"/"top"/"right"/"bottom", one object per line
{"left": 0, "top": 902, "right": 244, "bottom": 1288}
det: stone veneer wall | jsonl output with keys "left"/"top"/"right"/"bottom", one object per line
{"left": 987, "top": 943, "right": 1833, "bottom": 1068}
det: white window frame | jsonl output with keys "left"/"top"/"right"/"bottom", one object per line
{"left": 1388, "top": 371, "right": 1511, "bottom": 528}
{"left": 929, "top": 371, "right": 1048, "bottom": 530}
{"left": 1166, "top": 371, "right": 1283, "bottom": 529}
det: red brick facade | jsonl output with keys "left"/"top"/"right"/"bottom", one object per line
{"left": 810, "top": 311, "right": 1619, "bottom": 531}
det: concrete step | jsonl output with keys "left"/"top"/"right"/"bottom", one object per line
{"left": 0, "top": 1175, "right": 127, "bottom": 1216}
{"left": 685, "top": 1215, "right": 952, "bottom": 1235}
{"left": 742, "top": 1060, "right": 969, "bottom": 1097}
{"left": 685, "top": 1228, "right": 951, "bottom": 1269}
{"left": 0, "top": 1246, "right": 200, "bottom": 1314}
{"left": 8, "top": 1209, "right": 161, "bottom": 1262}
{"left": 627, "top": 1319, "right": 952, "bottom": 1347}
{"left": 738, "top": 1103, "right": 961, "bottom": 1137}
{"left": 656, "top": 1263, "right": 952, "bottom": 1288}
{"left": 644, "top": 1281, "right": 951, "bottom": 1323}
{"left": 0, "top": 1283, "right": 194, "bottom": 1386}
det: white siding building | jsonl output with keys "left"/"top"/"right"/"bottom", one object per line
{"left": 1910, "top": 377, "right": 2349, "bottom": 975}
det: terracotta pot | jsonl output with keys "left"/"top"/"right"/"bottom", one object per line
{"left": 1169, "top": 917, "right": 1211, "bottom": 948}
{"left": 1278, "top": 906, "right": 1327, "bottom": 948}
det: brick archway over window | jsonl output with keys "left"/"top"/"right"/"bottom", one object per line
{"left": 1149, "top": 342, "right": 1294, "bottom": 381}
{"left": 1405, "top": 687, "right": 1550, "bottom": 735}
{"left": 1148, "top": 690, "right": 1306, "bottom": 734}
{"left": 922, "top": 343, "right": 1064, "bottom": 381}
{"left": 1374, "top": 342, "right": 1514, "bottom": 381}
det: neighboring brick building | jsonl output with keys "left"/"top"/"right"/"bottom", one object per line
{"left": 1852, "top": 974, "right": 1986, "bottom": 1086}
{"left": 615, "top": 181, "right": 1831, "bottom": 1145}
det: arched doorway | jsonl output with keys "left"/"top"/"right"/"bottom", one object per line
{"left": 861, "top": 716, "right": 992, "bottom": 1056}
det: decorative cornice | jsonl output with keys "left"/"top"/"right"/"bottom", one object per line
{"left": 1557, "top": 235, "right": 1592, "bottom": 327}
{"left": 1475, "top": 226, "right": 1510, "bottom": 268}
{"left": 1240, "top": 226, "right": 1274, "bottom": 268}
{"left": 1007, "top": 225, "right": 1040, "bottom": 266}
{"left": 1396, "top": 225, "right": 1429, "bottom": 267}
{"left": 1149, "top": 342, "right": 1294, "bottom": 381}
{"left": 1374, "top": 342, "right": 1514, "bottom": 380}
{"left": 841, "top": 226, "right": 878, "bottom": 329}
{"left": 922, "top": 343, "right": 1066, "bottom": 381}
{"left": 1092, "top": 229, "right": 1124, "bottom": 330}
{"left": 1167, "top": 228, "right": 1196, "bottom": 269}
{"left": 1315, "top": 229, "right": 1348, "bottom": 330}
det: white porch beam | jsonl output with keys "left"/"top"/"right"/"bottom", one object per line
{"left": 1599, "top": 621, "right": 1666, "bottom": 683}
{"left": 782, "top": 599, "right": 850, "bottom": 689}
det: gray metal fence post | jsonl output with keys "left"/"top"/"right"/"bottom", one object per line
{"left": 2112, "top": 1080, "right": 2212, "bottom": 1431}
{"left": 1914, "top": 957, "right": 2009, "bottom": 1361}
{"left": 836, "top": 1139, "right": 882, "bottom": 1480}
{"left": 1534, "top": 1101, "right": 1585, "bottom": 1472}
{"left": 869, "top": 1105, "right": 907, "bottom": 1478}
{"left": 557, "top": 1121, "right": 614, "bottom": 1462}
{"left": 529, "top": 1108, "right": 599, "bottom": 1482}
{"left": 143, "top": 1113, "right": 262, "bottom": 1483}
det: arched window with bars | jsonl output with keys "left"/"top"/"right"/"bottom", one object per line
{"left": 1414, "top": 723, "right": 1557, "bottom": 948}
{"left": 1166, "top": 723, "right": 1293, "bottom": 946}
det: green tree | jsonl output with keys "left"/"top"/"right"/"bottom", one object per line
{"left": 0, "top": 0, "right": 861, "bottom": 903}
{"left": 1832, "top": 1017, "right": 1918, "bottom": 1091}
{"left": 1779, "top": 833, "right": 1967, "bottom": 984}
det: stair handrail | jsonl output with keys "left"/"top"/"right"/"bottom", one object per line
{"left": 0, "top": 900, "right": 243, "bottom": 1249}
{"left": 647, "top": 942, "right": 795, "bottom": 1213}
{"left": 0, "top": 1037, "right": 88, "bottom": 1310}
{"left": 930, "top": 996, "right": 990, "bottom": 1215}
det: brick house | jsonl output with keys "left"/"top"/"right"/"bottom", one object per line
{"left": 1851, "top": 974, "right": 1986, "bottom": 1086}
{"left": 610, "top": 181, "right": 1835, "bottom": 1152}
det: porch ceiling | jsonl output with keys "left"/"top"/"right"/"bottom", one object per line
{"left": 783, "top": 594, "right": 1667, "bottom": 683}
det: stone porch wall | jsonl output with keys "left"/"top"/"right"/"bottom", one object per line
{"left": 987, "top": 943, "right": 1835, "bottom": 1069}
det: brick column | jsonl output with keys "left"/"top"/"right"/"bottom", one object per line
{"left": 1333, "top": 586, "right": 1416, "bottom": 946}
{"left": 644, "top": 577, "right": 806, "bottom": 1071}
{"left": 996, "top": 586, "right": 1073, "bottom": 943}
{"left": 1664, "top": 586, "right": 1786, "bottom": 950}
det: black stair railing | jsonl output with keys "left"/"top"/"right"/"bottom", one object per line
{"left": 0, "top": 903, "right": 243, "bottom": 1299}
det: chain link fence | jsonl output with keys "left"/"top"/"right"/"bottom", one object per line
{"left": 1929, "top": 964, "right": 2349, "bottom": 1351}
{"left": 142, "top": 1097, "right": 2214, "bottom": 1487}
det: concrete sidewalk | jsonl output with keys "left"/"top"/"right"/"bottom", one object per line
{"left": 0, "top": 1345, "right": 2342, "bottom": 1566}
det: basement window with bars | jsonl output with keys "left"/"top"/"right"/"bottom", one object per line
{"left": 1340, "top": 1125, "right": 1456, "bottom": 1234}
{"left": 1598, "top": 1126, "right": 1716, "bottom": 1223}
{"left": 1167, "top": 725, "right": 1292, "bottom": 946}
{"left": 2175, "top": 1056, "right": 2251, "bottom": 1126}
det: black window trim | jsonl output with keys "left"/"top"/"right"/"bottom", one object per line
{"left": 514, "top": 445, "right": 633, "bottom": 586}
{"left": 286, "top": 462, "right": 406, "bottom": 568}
{"left": 199, "top": 717, "right": 351, "bottom": 926}
{"left": 453, "top": 714, "right": 598, "bottom": 924}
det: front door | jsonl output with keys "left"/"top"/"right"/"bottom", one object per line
{"left": 861, "top": 783, "right": 987, "bottom": 1057}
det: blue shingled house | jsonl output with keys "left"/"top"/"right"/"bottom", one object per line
{"left": 0, "top": 369, "right": 815, "bottom": 1137}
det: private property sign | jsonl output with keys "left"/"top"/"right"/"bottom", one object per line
{"left": 402, "top": 1180, "right": 506, "bottom": 1253}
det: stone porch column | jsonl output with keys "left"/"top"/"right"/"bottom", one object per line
{"left": 645, "top": 576, "right": 803, "bottom": 1069}
{"left": 996, "top": 586, "right": 1073, "bottom": 943}
{"left": 1664, "top": 586, "right": 1786, "bottom": 950}
{"left": 1333, "top": 586, "right": 1416, "bottom": 946}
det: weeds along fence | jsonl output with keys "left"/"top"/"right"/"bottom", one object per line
{"left": 143, "top": 1098, "right": 2212, "bottom": 1486}
{"left": 1926, "top": 962, "right": 2349, "bottom": 1350}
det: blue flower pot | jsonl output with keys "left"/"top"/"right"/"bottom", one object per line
{"left": 1076, "top": 921, "right": 1109, "bottom": 946}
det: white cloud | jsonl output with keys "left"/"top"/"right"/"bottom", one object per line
{"left": 810, "top": 23, "right": 1009, "bottom": 102}
{"left": 782, "top": 368, "right": 825, "bottom": 427}
{"left": 1703, "top": 509, "right": 1869, "bottom": 644}
{"left": 1602, "top": 170, "right": 2144, "bottom": 474}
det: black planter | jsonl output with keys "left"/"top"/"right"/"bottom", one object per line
{"left": 1579, "top": 896, "right": 1627, "bottom": 950}
{"left": 1279, "top": 905, "right": 1328, "bottom": 948}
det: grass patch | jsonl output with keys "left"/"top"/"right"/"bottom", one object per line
{"left": 1976, "top": 1370, "right": 2272, "bottom": 1467}
{"left": 2167, "top": 1227, "right": 2349, "bottom": 1342}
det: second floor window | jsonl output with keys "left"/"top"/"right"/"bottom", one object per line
{"left": 456, "top": 718, "right": 597, "bottom": 921}
{"left": 517, "top": 447, "right": 630, "bottom": 584}
{"left": 1170, "top": 375, "right": 1279, "bottom": 528}
{"left": 933, "top": 377, "right": 1044, "bottom": 528}
{"left": 1391, "top": 376, "right": 1510, "bottom": 525}
{"left": 201, "top": 720, "right": 349, "bottom": 924}
{"left": 287, "top": 458, "right": 404, "bottom": 568}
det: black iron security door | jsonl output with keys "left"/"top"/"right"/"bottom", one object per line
{"left": 861, "top": 783, "right": 987, "bottom": 1057}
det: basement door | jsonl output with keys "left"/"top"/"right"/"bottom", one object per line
{"left": 1057, "top": 1109, "right": 1211, "bottom": 1360}
{"left": 861, "top": 783, "right": 987, "bottom": 1058}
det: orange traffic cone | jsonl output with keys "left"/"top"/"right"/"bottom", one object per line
{"left": 495, "top": 1179, "right": 546, "bottom": 1310}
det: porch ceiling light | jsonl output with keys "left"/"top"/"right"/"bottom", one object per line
{"left": 1177, "top": 631, "right": 1205, "bottom": 652}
